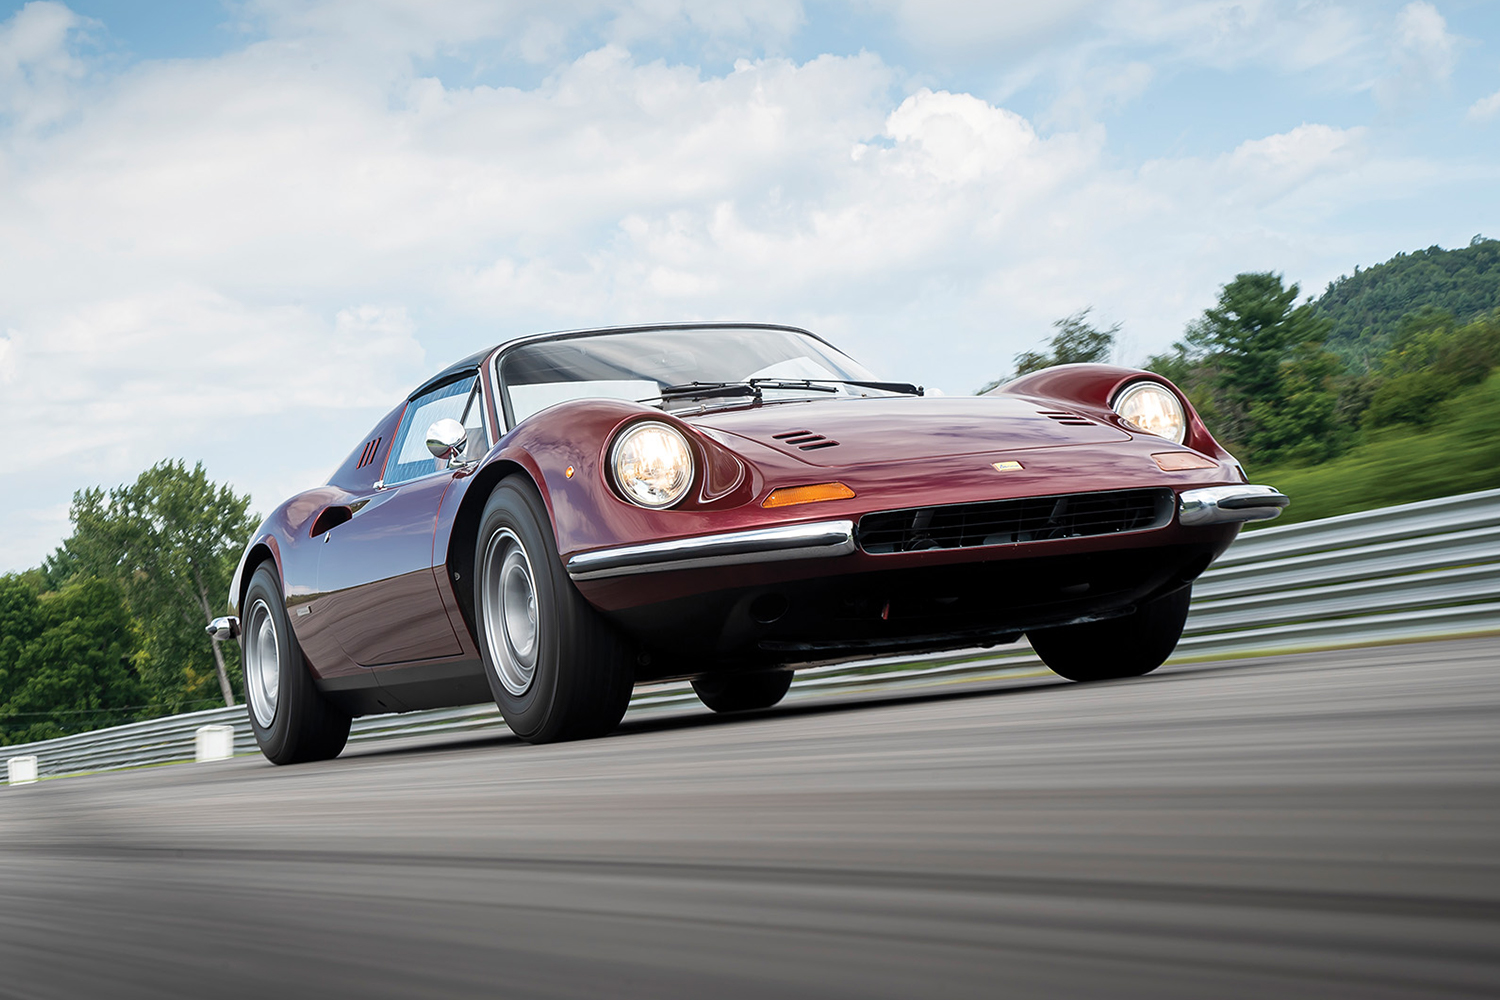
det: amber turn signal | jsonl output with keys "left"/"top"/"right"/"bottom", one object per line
{"left": 1152, "top": 452, "right": 1217, "bottom": 471}
{"left": 762, "top": 482, "right": 857, "bottom": 508}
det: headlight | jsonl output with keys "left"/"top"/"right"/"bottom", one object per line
{"left": 611, "top": 422, "right": 695, "bottom": 508}
{"left": 1113, "top": 381, "right": 1187, "bottom": 445}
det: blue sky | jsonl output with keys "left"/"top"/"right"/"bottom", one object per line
{"left": 2, "top": 0, "right": 1498, "bottom": 571}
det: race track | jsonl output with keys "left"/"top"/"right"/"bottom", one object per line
{"left": 2, "top": 638, "right": 1497, "bottom": 999}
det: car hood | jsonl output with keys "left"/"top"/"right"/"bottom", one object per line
{"left": 690, "top": 394, "right": 1131, "bottom": 467}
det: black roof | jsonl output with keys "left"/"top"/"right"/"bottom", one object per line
{"left": 407, "top": 346, "right": 492, "bottom": 400}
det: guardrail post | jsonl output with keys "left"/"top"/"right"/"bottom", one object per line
{"left": 195, "top": 725, "right": 236, "bottom": 762}
{"left": 7, "top": 755, "right": 39, "bottom": 785}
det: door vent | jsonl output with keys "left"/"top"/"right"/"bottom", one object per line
{"left": 356, "top": 437, "right": 382, "bottom": 469}
{"left": 772, "top": 430, "right": 841, "bottom": 451}
{"left": 1037, "top": 410, "right": 1094, "bottom": 427}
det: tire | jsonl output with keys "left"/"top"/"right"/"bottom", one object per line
{"left": 474, "top": 477, "right": 634, "bottom": 743}
{"left": 1028, "top": 586, "right": 1191, "bottom": 682}
{"left": 692, "top": 670, "right": 794, "bottom": 713}
{"left": 242, "top": 561, "right": 352, "bottom": 764}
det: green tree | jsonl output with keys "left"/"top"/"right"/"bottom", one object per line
{"left": 54, "top": 460, "right": 256, "bottom": 712}
{"left": 979, "top": 309, "right": 1118, "bottom": 392}
{"left": 0, "top": 575, "right": 140, "bottom": 745}
{"left": 1314, "top": 236, "right": 1500, "bottom": 369}
{"left": 1246, "top": 341, "right": 1345, "bottom": 463}
{"left": 1363, "top": 308, "right": 1500, "bottom": 429}
{"left": 1151, "top": 272, "right": 1336, "bottom": 463}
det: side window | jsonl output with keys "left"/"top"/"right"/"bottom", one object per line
{"left": 460, "top": 381, "right": 488, "bottom": 459}
{"left": 383, "top": 376, "right": 477, "bottom": 486}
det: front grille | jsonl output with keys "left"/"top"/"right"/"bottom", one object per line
{"left": 857, "top": 488, "right": 1173, "bottom": 554}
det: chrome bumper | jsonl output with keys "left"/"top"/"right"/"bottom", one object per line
{"left": 1179, "top": 485, "right": 1289, "bottom": 526}
{"left": 567, "top": 520, "right": 856, "bottom": 581}
{"left": 206, "top": 616, "right": 241, "bottom": 641}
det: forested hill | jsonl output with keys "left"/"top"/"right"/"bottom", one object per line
{"left": 1315, "top": 236, "right": 1500, "bottom": 368}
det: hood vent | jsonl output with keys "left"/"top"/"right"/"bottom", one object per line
{"left": 1037, "top": 409, "right": 1094, "bottom": 427}
{"left": 773, "top": 429, "right": 840, "bottom": 452}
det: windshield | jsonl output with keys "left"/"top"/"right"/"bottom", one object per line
{"left": 499, "top": 327, "right": 885, "bottom": 426}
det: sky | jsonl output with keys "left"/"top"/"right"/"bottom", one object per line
{"left": 2, "top": 0, "right": 1498, "bottom": 572}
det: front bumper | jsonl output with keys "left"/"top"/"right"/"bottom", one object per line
{"left": 1178, "top": 485, "right": 1289, "bottom": 526}
{"left": 567, "top": 521, "right": 856, "bottom": 581}
{"left": 567, "top": 484, "right": 1287, "bottom": 582}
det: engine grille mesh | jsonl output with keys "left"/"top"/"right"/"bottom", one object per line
{"left": 857, "top": 488, "right": 1173, "bottom": 554}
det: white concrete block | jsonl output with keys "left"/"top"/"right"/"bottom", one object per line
{"left": 7, "top": 755, "right": 38, "bottom": 785}
{"left": 195, "top": 725, "right": 235, "bottom": 762}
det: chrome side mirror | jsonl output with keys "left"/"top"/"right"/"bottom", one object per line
{"left": 426, "top": 418, "right": 468, "bottom": 467}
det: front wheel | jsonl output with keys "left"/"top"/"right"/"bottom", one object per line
{"left": 1028, "top": 586, "right": 1191, "bottom": 682}
{"left": 474, "top": 477, "right": 634, "bottom": 743}
{"left": 242, "top": 561, "right": 351, "bottom": 764}
{"left": 692, "top": 670, "right": 794, "bottom": 713}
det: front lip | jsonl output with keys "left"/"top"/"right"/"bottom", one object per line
{"left": 566, "top": 520, "right": 856, "bottom": 581}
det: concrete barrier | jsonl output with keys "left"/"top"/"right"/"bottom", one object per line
{"left": 7, "top": 756, "right": 39, "bottom": 785}
{"left": 194, "top": 725, "right": 236, "bottom": 762}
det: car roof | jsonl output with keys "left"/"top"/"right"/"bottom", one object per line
{"left": 407, "top": 322, "right": 821, "bottom": 400}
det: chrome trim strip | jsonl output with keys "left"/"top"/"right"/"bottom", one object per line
{"left": 205, "top": 616, "right": 241, "bottom": 641}
{"left": 567, "top": 520, "right": 856, "bottom": 581}
{"left": 1179, "top": 485, "right": 1289, "bottom": 526}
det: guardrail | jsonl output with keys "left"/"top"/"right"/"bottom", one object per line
{"left": 8, "top": 488, "right": 1499, "bottom": 781}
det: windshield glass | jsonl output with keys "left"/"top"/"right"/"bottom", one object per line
{"left": 499, "top": 327, "right": 883, "bottom": 425}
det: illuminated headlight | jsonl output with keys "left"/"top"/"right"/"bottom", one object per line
{"left": 611, "top": 422, "right": 695, "bottom": 508}
{"left": 1113, "top": 381, "right": 1187, "bottom": 445}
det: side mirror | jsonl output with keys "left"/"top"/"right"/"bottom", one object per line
{"left": 426, "top": 418, "right": 468, "bottom": 466}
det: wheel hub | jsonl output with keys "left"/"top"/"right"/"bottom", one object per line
{"left": 483, "top": 528, "right": 540, "bottom": 696}
{"left": 245, "top": 598, "right": 280, "bottom": 728}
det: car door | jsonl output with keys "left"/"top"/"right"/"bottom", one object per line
{"left": 317, "top": 375, "right": 486, "bottom": 666}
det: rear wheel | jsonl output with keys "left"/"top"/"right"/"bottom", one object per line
{"left": 474, "top": 477, "right": 634, "bottom": 743}
{"left": 242, "top": 562, "right": 351, "bottom": 764}
{"left": 1028, "top": 586, "right": 1191, "bottom": 682}
{"left": 692, "top": 670, "right": 794, "bottom": 713}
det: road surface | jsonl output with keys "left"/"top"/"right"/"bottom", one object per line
{"left": 2, "top": 638, "right": 1497, "bottom": 998}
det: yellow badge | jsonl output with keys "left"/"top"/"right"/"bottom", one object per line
{"left": 991, "top": 461, "right": 1024, "bottom": 472}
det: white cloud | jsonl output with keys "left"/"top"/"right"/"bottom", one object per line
{"left": 1467, "top": 88, "right": 1500, "bottom": 123}
{"left": 858, "top": 0, "right": 1104, "bottom": 54}
{"left": 1, "top": 290, "right": 423, "bottom": 466}
{"left": 0, "top": 0, "right": 89, "bottom": 129}
{"left": 1101, "top": 0, "right": 1368, "bottom": 73}
{"left": 242, "top": 0, "right": 807, "bottom": 61}
{"left": 1375, "top": 1, "right": 1458, "bottom": 107}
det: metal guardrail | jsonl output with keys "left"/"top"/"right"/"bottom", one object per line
{"left": 7, "top": 488, "right": 1499, "bottom": 781}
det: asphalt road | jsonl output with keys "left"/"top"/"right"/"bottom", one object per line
{"left": 2, "top": 638, "right": 1498, "bottom": 999}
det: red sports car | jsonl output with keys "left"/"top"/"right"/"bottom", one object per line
{"left": 209, "top": 323, "right": 1286, "bottom": 764}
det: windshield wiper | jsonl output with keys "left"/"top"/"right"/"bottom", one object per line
{"left": 653, "top": 379, "right": 840, "bottom": 402}
{"left": 760, "top": 377, "right": 923, "bottom": 396}
{"left": 648, "top": 377, "right": 922, "bottom": 405}
{"left": 655, "top": 381, "right": 763, "bottom": 402}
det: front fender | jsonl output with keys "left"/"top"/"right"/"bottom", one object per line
{"left": 992, "top": 363, "right": 1230, "bottom": 462}
{"left": 227, "top": 485, "right": 347, "bottom": 615}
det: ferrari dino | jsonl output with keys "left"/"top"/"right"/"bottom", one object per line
{"left": 208, "top": 322, "right": 1286, "bottom": 764}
